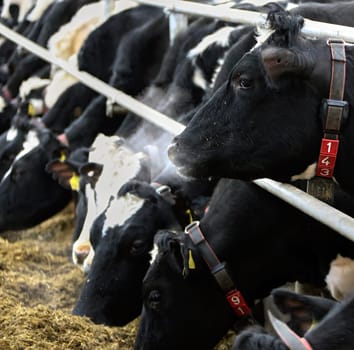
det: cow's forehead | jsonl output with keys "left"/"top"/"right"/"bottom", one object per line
{"left": 89, "top": 134, "right": 129, "bottom": 162}
{"left": 6, "top": 126, "right": 18, "bottom": 142}
{"left": 230, "top": 51, "right": 262, "bottom": 76}
{"left": 102, "top": 192, "right": 145, "bottom": 238}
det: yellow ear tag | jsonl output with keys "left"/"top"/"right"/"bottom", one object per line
{"left": 308, "top": 320, "right": 318, "bottom": 332}
{"left": 28, "top": 103, "right": 35, "bottom": 116}
{"left": 69, "top": 174, "right": 80, "bottom": 191}
{"left": 186, "top": 209, "right": 194, "bottom": 224}
{"left": 60, "top": 150, "right": 66, "bottom": 162}
{"left": 188, "top": 249, "right": 196, "bottom": 269}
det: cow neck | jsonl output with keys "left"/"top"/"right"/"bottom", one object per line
{"left": 306, "top": 39, "right": 349, "bottom": 204}
{"left": 184, "top": 220, "right": 255, "bottom": 323}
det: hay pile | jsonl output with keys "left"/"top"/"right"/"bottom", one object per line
{"left": 0, "top": 201, "right": 235, "bottom": 350}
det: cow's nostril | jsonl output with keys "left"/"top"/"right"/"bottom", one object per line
{"left": 75, "top": 251, "right": 90, "bottom": 265}
{"left": 73, "top": 243, "right": 91, "bottom": 265}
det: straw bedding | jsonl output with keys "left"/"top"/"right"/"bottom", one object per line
{"left": 0, "top": 201, "right": 234, "bottom": 349}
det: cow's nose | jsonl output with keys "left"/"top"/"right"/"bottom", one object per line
{"left": 72, "top": 242, "right": 91, "bottom": 266}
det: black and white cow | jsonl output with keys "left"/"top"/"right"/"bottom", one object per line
{"left": 0, "top": 94, "right": 17, "bottom": 133}
{"left": 41, "top": 0, "right": 140, "bottom": 114}
{"left": 116, "top": 19, "right": 255, "bottom": 179}
{"left": 72, "top": 179, "right": 183, "bottom": 326}
{"left": 134, "top": 177, "right": 354, "bottom": 350}
{"left": 232, "top": 288, "right": 354, "bottom": 350}
{"left": 0, "top": 0, "right": 35, "bottom": 27}
{"left": 59, "top": 7, "right": 170, "bottom": 150}
{"left": 0, "top": 125, "right": 72, "bottom": 233}
{"left": 72, "top": 161, "right": 215, "bottom": 326}
{"left": 64, "top": 134, "right": 150, "bottom": 270}
{"left": 168, "top": 5, "right": 354, "bottom": 197}
{"left": 2, "top": 0, "right": 96, "bottom": 100}
{"left": 0, "top": 114, "right": 33, "bottom": 179}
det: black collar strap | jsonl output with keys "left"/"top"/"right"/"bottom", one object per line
{"left": 306, "top": 40, "right": 349, "bottom": 204}
{"left": 315, "top": 39, "right": 349, "bottom": 179}
{"left": 185, "top": 220, "right": 251, "bottom": 317}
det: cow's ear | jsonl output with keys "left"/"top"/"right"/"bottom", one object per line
{"left": 79, "top": 162, "right": 103, "bottom": 187}
{"left": 155, "top": 230, "right": 186, "bottom": 275}
{"left": 119, "top": 180, "right": 156, "bottom": 200}
{"left": 271, "top": 288, "right": 336, "bottom": 336}
{"left": 37, "top": 127, "right": 69, "bottom": 160}
{"left": 46, "top": 159, "right": 79, "bottom": 191}
{"left": 261, "top": 46, "right": 315, "bottom": 83}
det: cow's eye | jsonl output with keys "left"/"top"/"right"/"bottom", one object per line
{"left": 130, "top": 239, "right": 146, "bottom": 255}
{"left": 233, "top": 73, "right": 253, "bottom": 90}
{"left": 147, "top": 290, "right": 161, "bottom": 310}
{"left": 239, "top": 77, "right": 253, "bottom": 89}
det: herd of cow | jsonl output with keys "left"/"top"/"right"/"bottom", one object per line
{"left": 0, "top": 0, "right": 354, "bottom": 348}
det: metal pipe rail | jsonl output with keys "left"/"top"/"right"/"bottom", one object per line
{"left": 0, "top": 11, "right": 353, "bottom": 240}
{"left": 136, "top": 0, "right": 354, "bottom": 43}
{"left": 0, "top": 23, "right": 185, "bottom": 136}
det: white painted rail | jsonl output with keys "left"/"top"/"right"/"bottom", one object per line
{"left": 0, "top": 3, "right": 354, "bottom": 240}
{"left": 0, "top": 23, "right": 185, "bottom": 136}
{"left": 136, "top": 0, "right": 354, "bottom": 42}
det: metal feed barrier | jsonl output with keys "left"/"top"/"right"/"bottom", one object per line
{"left": 0, "top": 0, "right": 354, "bottom": 240}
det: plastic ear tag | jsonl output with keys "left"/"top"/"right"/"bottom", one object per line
{"left": 188, "top": 249, "right": 196, "bottom": 269}
{"left": 28, "top": 103, "right": 35, "bottom": 116}
{"left": 60, "top": 150, "right": 66, "bottom": 162}
{"left": 69, "top": 174, "right": 80, "bottom": 191}
{"left": 308, "top": 320, "right": 318, "bottom": 332}
{"left": 186, "top": 209, "right": 194, "bottom": 224}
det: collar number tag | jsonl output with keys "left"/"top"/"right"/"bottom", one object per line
{"left": 316, "top": 138, "right": 339, "bottom": 178}
{"left": 226, "top": 289, "right": 251, "bottom": 316}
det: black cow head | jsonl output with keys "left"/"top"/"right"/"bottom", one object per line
{"left": 0, "top": 114, "right": 33, "bottom": 180}
{"left": 168, "top": 10, "right": 345, "bottom": 186}
{"left": 135, "top": 229, "right": 237, "bottom": 350}
{"left": 0, "top": 126, "right": 72, "bottom": 232}
{"left": 232, "top": 289, "right": 354, "bottom": 350}
{"left": 134, "top": 177, "right": 354, "bottom": 350}
{"left": 271, "top": 287, "right": 336, "bottom": 336}
{"left": 72, "top": 180, "right": 183, "bottom": 326}
{"left": 42, "top": 83, "right": 98, "bottom": 134}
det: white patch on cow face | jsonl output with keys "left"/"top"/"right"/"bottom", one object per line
{"left": 1, "top": 130, "right": 39, "bottom": 183}
{"left": 6, "top": 126, "right": 17, "bottom": 141}
{"left": 0, "top": 96, "right": 6, "bottom": 113}
{"left": 149, "top": 243, "right": 158, "bottom": 264}
{"left": 72, "top": 183, "right": 96, "bottom": 265}
{"left": 192, "top": 67, "right": 208, "bottom": 90}
{"left": 73, "top": 134, "right": 144, "bottom": 265}
{"left": 210, "top": 57, "right": 225, "bottom": 89}
{"left": 187, "top": 26, "right": 235, "bottom": 59}
{"left": 290, "top": 163, "right": 317, "bottom": 181}
{"left": 325, "top": 255, "right": 354, "bottom": 300}
{"left": 102, "top": 193, "right": 144, "bottom": 236}
{"left": 19, "top": 77, "right": 50, "bottom": 100}
{"left": 90, "top": 135, "right": 143, "bottom": 215}
{"left": 14, "top": 130, "right": 39, "bottom": 161}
